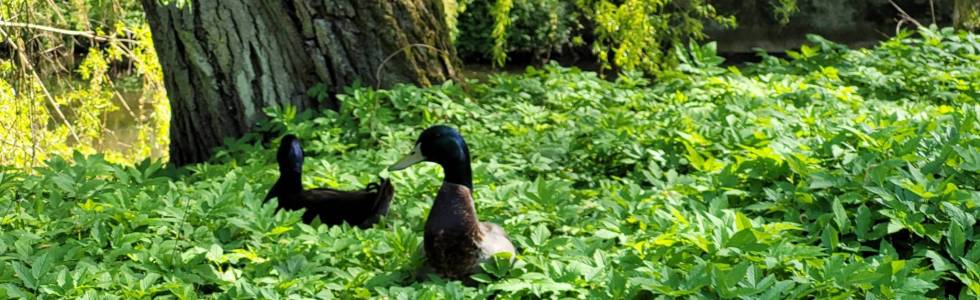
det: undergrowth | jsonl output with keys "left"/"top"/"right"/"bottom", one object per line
{"left": 1, "top": 28, "right": 979, "bottom": 298}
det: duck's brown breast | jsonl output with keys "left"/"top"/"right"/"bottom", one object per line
{"left": 424, "top": 182, "right": 484, "bottom": 279}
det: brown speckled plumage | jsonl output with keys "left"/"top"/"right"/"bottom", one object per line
{"left": 423, "top": 182, "right": 514, "bottom": 279}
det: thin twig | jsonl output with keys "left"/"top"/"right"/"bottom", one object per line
{"left": 873, "top": 28, "right": 891, "bottom": 39}
{"left": 40, "top": 44, "right": 63, "bottom": 55}
{"left": 106, "top": 75, "right": 140, "bottom": 120}
{"left": 929, "top": 0, "right": 936, "bottom": 26}
{"left": 375, "top": 43, "right": 451, "bottom": 89}
{"left": 890, "top": 0, "right": 924, "bottom": 34}
{"left": 0, "top": 20, "right": 139, "bottom": 44}
{"left": 0, "top": 137, "right": 27, "bottom": 148}
{"left": 171, "top": 196, "right": 190, "bottom": 270}
{"left": 43, "top": 0, "right": 67, "bottom": 25}
{"left": 0, "top": 26, "right": 82, "bottom": 143}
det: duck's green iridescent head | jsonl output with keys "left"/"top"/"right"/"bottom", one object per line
{"left": 389, "top": 125, "right": 472, "bottom": 189}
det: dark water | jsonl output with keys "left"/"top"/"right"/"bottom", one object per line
{"left": 44, "top": 77, "right": 160, "bottom": 155}
{"left": 101, "top": 89, "right": 155, "bottom": 154}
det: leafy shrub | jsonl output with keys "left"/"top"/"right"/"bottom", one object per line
{"left": 748, "top": 27, "right": 980, "bottom": 104}
{"left": 1, "top": 28, "right": 979, "bottom": 298}
{"left": 455, "top": 0, "right": 582, "bottom": 63}
{"left": 0, "top": 0, "right": 169, "bottom": 169}
{"left": 457, "top": 0, "right": 802, "bottom": 76}
{"left": 576, "top": 0, "right": 736, "bottom": 74}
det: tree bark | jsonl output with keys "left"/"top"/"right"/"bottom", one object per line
{"left": 141, "top": 0, "right": 461, "bottom": 166}
{"left": 954, "top": 0, "right": 979, "bottom": 30}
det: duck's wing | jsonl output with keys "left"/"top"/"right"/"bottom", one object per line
{"left": 298, "top": 178, "right": 395, "bottom": 228}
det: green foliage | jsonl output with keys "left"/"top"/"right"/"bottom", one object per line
{"left": 459, "top": 0, "right": 798, "bottom": 76}
{"left": 2, "top": 29, "right": 980, "bottom": 298}
{"left": 770, "top": 0, "right": 799, "bottom": 25}
{"left": 577, "top": 0, "right": 736, "bottom": 75}
{"left": 0, "top": 0, "right": 170, "bottom": 169}
{"left": 442, "top": 0, "right": 470, "bottom": 44}
{"left": 955, "top": 0, "right": 980, "bottom": 31}
{"left": 751, "top": 27, "right": 980, "bottom": 105}
{"left": 456, "top": 0, "right": 582, "bottom": 63}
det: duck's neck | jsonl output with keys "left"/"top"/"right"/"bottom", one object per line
{"left": 441, "top": 160, "right": 473, "bottom": 191}
{"left": 269, "top": 168, "right": 303, "bottom": 200}
{"left": 429, "top": 161, "right": 477, "bottom": 232}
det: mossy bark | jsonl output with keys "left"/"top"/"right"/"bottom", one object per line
{"left": 141, "top": 0, "right": 460, "bottom": 166}
{"left": 954, "top": 0, "right": 980, "bottom": 30}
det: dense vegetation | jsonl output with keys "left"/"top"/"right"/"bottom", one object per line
{"left": 454, "top": 0, "right": 748, "bottom": 72}
{"left": 0, "top": 0, "right": 169, "bottom": 168}
{"left": 1, "top": 28, "right": 978, "bottom": 298}
{"left": 3, "top": 0, "right": 744, "bottom": 168}
{"left": 3, "top": 0, "right": 974, "bottom": 169}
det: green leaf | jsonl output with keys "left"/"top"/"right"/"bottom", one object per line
{"left": 948, "top": 221, "right": 966, "bottom": 258}
{"left": 855, "top": 205, "right": 872, "bottom": 240}
{"left": 491, "top": 279, "right": 532, "bottom": 292}
{"left": 955, "top": 146, "right": 980, "bottom": 171}
{"left": 943, "top": 202, "right": 975, "bottom": 228}
{"left": 726, "top": 229, "right": 760, "bottom": 250}
{"left": 901, "top": 277, "right": 938, "bottom": 293}
{"left": 206, "top": 244, "right": 223, "bottom": 262}
{"left": 30, "top": 252, "right": 51, "bottom": 285}
{"left": 721, "top": 262, "right": 751, "bottom": 288}
{"left": 809, "top": 172, "right": 841, "bottom": 189}
{"left": 831, "top": 198, "right": 848, "bottom": 233}
{"left": 891, "top": 259, "right": 907, "bottom": 275}
{"left": 595, "top": 229, "right": 619, "bottom": 240}
{"left": 530, "top": 224, "right": 550, "bottom": 245}
{"left": 822, "top": 225, "right": 839, "bottom": 250}
{"left": 11, "top": 262, "right": 35, "bottom": 290}
{"left": 925, "top": 250, "right": 954, "bottom": 272}
{"left": 735, "top": 212, "right": 753, "bottom": 231}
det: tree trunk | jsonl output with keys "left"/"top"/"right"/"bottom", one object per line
{"left": 141, "top": 0, "right": 461, "bottom": 166}
{"left": 954, "top": 0, "right": 980, "bottom": 30}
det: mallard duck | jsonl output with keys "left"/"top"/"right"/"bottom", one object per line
{"left": 388, "top": 125, "right": 515, "bottom": 280}
{"left": 265, "top": 135, "right": 395, "bottom": 228}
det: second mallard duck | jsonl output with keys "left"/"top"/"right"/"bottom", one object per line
{"left": 265, "top": 135, "right": 394, "bottom": 228}
{"left": 388, "top": 125, "right": 516, "bottom": 280}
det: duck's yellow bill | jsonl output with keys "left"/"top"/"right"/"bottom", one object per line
{"left": 388, "top": 144, "right": 424, "bottom": 171}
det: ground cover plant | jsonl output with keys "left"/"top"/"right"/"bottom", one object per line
{"left": 1, "top": 27, "right": 979, "bottom": 298}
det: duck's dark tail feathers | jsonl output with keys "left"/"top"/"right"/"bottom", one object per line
{"left": 297, "top": 177, "right": 396, "bottom": 228}
{"left": 358, "top": 177, "right": 395, "bottom": 228}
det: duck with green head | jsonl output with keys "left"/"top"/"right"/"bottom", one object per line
{"left": 389, "top": 125, "right": 516, "bottom": 280}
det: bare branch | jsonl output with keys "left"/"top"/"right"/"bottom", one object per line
{"left": 106, "top": 75, "right": 139, "bottom": 120}
{"left": 375, "top": 43, "right": 451, "bottom": 89}
{"left": 0, "top": 26, "right": 82, "bottom": 143}
{"left": 0, "top": 20, "right": 139, "bottom": 44}
{"left": 889, "top": 0, "right": 924, "bottom": 35}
